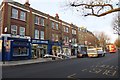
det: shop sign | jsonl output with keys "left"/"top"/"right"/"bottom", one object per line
{"left": 32, "top": 40, "right": 48, "bottom": 44}
{"left": 13, "top": 41, "right": 29, "bottom": 46}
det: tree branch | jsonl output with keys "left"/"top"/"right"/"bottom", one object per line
{"left": 84, "top": 8, "right": 120, "bottom": 17}
{"left": 71, "top": 3, "right": 114, "bottom": 9}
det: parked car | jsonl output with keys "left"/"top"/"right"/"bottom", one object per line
{"left": 77, "top": 46, "right": 87, "bottom": 58}
{"left": 87, "top": 48, "right": 105, "bottom": 58}
{"left": 87, "top": 48, "right": 98, "bottom": 58}
{"left": 96, "top": 47, "right": 106, "bottom": 57}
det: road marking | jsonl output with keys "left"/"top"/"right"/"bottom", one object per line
{"left": 103, "top": 70, "right": 117, "bottom": 76}
{"left": 81, "top": 69, "right": 87, "bottom": 72}
{"left": 81, "top": 64, "right": 118, "bottom": 77}
{"left": 67, "top": 73, "right": 76, "bottom": 78}
{"left": 114, "top": 66, "right": 118, "bottom": 70}
{"left": 89, "top": 68, "right": 102, "bottom": 74}
{"left": 109, "top": 66, "right": 114, "bottom": 69}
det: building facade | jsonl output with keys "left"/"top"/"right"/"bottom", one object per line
{"left": 0, "top": 0, "right": 97, "bottom": 61}
{"left": 78, "top": 27, "right": 98, "bottom": 47}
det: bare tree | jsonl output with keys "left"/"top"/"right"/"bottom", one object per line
{"left": 112, "top": 15, "right": 120, "bottom": 35}
{"left": 94, "top": 31, "right": 110, "bottom": 49}
{"left": 67, "top": 0, "right": 119, "bottom": 17}
{"left": 114, "top": 38, "right": 120, "bottom": 48}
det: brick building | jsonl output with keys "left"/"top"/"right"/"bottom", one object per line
{"left": 78, "top": 27, "right": 98, "bottom": 47}
{"left": 0, "top": 0, "right": 79, "bottom": 60}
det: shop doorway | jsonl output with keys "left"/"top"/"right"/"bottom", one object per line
{"left": 32, "top": 44, "right": 47, "bottom": 58}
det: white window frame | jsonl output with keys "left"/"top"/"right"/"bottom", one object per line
{"left": 40, "top": 31, "right": 44, "bottom": 40}
{"left": 11, "top": 8, "right": 18, "bottom": 19}
{"left": 19, "top": 27, "right": 25, "bottom": 37}
{"left": 34, "top": 16, "right": 39, "bottom": 25}
{"left": 72, "top": 29, "right": 76, "bottom": 35}
{"left": 64, "top": 26, "right": 69, "bottom": 33}
{"left": 56, "top": 23, "right": 59, "bottom": 30}
{"left": 11, "top": 25, "right": 17, "bottom": 35}
{"left": 35, "top": 29, "right": 39, "bottom": 39}
{"left": 66, "top": 36, "right": 69, "bottom": 43}
{"left": 64, "top": 36, "right": 69, "bottom": 43}
{"left": 20, "top": 11, "right": 26, "bottom": 21}
{"left": 75, "top": 38, "right": 77, "bottom": 43}
{"left": 66, "top": 27, "right": 69, "bottom": 33}
{"left": 51, "top": 22, "right": 54, "bottom": 29}
{"left": 40, "top": 18, "right": 45, "bottom": 26}
{"left": 74, "top": 30, "right": 76, "bottom": 34}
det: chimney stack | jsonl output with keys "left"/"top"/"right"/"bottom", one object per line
{"left": 55, "top": 13, "right": 59, "bottom": 19}
{"left": 24, "top": 0, "right": 30, "bottom": 7}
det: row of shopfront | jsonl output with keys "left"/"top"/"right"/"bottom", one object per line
{"left": 0, "top": 37, "right": 78, "bottom": 61}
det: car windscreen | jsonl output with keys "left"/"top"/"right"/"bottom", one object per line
{"left": 87, "top": 50, "right": 97, "bottom": 53}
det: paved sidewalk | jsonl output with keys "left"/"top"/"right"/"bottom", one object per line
{"left": 1, "top": 56, "right": 76, "bottom": 66}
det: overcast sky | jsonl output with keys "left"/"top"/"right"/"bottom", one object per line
{"left": 0, "top": 0, "right": 118, "bottom": 43}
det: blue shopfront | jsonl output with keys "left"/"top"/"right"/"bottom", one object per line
{"left": 2, "top": 37, "right": 31, "bottom": 61}
{"left": 0, "top": 37, "right": 3, "bottom": 61}
{"left": 49, "top": 41, "right": 62, "bottom": 55}
{"left": 31, "top": 39, "right": 49, "bottom": 58}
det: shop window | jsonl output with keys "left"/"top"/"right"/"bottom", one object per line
{"left": 20, "top": 27, "right": 25, "bottom": 37}
{"left": 20, "top": 11, "right": 26, "bottom": 21}
{"left": 35, "top": 29, "right": 39, "bottom": 39}
{"left": 40, "top": 18, "right": 44, "bottom": 26}
{"left": 11, "top": 25, "right": 17, "bottom": 36}
{"left": 55, "top": 35, "right": 58, "bottom": 41}
{"left": 13, "top": 47, "right": 29, "bottom": 56}
{"left": 11, "top": 8, "right": 18, "bottom": 19}
{"left": 40, "top": 31, "right": 44, "bottom": 40}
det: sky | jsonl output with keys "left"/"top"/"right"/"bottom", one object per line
{"left": 0, "top": 0, "right": 119, "bottom": 43}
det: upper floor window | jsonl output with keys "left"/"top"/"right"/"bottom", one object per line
{"left": 34, "top": 16, "right": 39, "bottom": 25}
{"left": 19, "top": 27, "right": 25, "bottom": 36}
{"left": 52, "top": 34, "right": 58, "bottom": 41}
{"left": 72, "top": 29, "right": 76, "bottom": 35}
{"left": 64, "top": 36, "right": 69, "bottom": 43}
{"left": 64, "top": 26, "right": 69, "bottom": 33}
{"left": 72, "top": 38, "right": 75, "bottom": 43}
{"left": 20, "top": 11, "right": 26, "bottom": 21}
{"left": 11, "top": 25, "right": 17, "bottom": 35}
{"left": 75, "top": 38, "right": 77, "bottom": 43}
{"left": 52, "top": 34, "right": 55, "bottom": 41}
{"left": 35, "top": 29, "right": 39, "bottom": 39}
{"left": 11, "top": 8, "right": 18, "bottom": 19}
{"left": 56, "top": 23, "right": 59, "bottom": 30}
{"left": 0, "top": 9, "right": 2, "bottom": 22}
{"left": 40, "top": 31, "right": 44, "bottom": 40}
{"left": 51, "top": 22, "right": 54, "bottom": 29}
{"left": 40, "top": 18, "right": 44, "bottom": 26}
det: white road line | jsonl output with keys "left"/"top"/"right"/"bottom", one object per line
{"left": 67, "top": 73, "right": 76, "bottom": 78}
